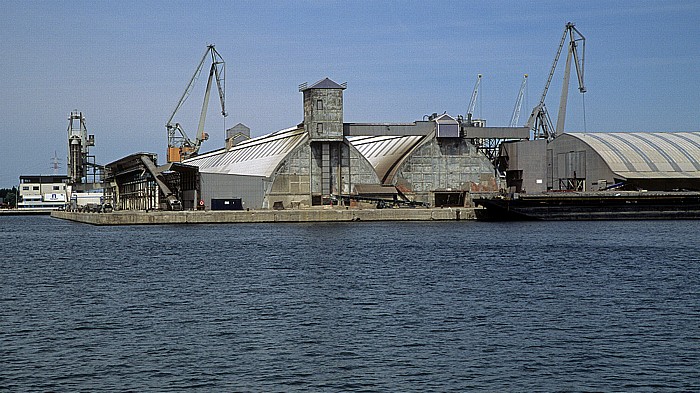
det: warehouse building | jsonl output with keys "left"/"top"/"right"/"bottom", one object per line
{"left": 185, "top": 78, "right": 380, "bottom": 209}
{"left": 184, "top": 78, "right": 523, "bottom": 209}
{"left": 103, "top": 77, "right": 531, "bottom": 211}
{"left": 499, "top": 132, "right": 700, "bottom": 193}
{"left": 104, "top": 153, "right": 199, "bottom": 211}
{"left": 346, "top": 117, "right": 509, "bottom": 207}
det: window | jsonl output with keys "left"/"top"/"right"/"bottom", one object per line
{"left": 33, "top": 186, "right": 39, "bottom": 191}
{"left": 53, "top": 186, "right": 60, "bottom": 190}
{"left": 22, "top": 186, "right": 29, "bottom": 191}
{"left": 316, "top": 99, "right": 323, "bottom": 110}
{"left": 316, "top": 123, "right": 323, "bottom": 134}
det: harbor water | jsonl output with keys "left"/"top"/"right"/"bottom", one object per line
{"left": 1, "top": 216, "right": 698, "bottom": 391}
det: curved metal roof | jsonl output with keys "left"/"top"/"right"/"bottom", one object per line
{"left": 184, "top": 127, "right": 307, "bottom": 177}
{"left": 347, "top": 134, "right": 426, "bottom": 183}
{"left": 567, "top": 132, "right": 700, "bottom": 179}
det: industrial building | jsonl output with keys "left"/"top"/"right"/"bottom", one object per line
{"left": 100, "top": 75, "right": 700, "bottom": 212}
{"left": 489, "top": 23, "right": 700, "bottom": 196}
{"left": 346, "top": 114, "right": 528, "bottom": 207}
{"left": 16, "top": 175, "right": 69, "bottom": 210}
{"left": 185, "top": 78, "right": 381, "bottom": 209}
{"left": 182, "top": 78, "right": 528, "bottom": 210}
{"left": 59, "top": 25, "right": 700, "bottom": 216}
{"left": 67, "top": 111, "right": 103, "bottom": 190}
{"left": 104, "top": 153, "right": 198, "bottom": 211}
{"left": 99, "top": 44, "right": 528, "bottom": 212}
{"left": 499, "top": 132, "right": 700, "bottom": 193}
{"left": 13, "top": 112, "right": 106, "bottom": 212}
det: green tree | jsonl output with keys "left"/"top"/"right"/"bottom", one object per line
{"left": 0, "top": 187, "right": 18, "bottom": 208}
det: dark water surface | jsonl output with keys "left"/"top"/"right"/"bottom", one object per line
{"left": 1, "top": 216, "right": 698, "bottom": 391}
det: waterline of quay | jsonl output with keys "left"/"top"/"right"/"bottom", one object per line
{"left": 51, "top": 208, "right": 475, "bottom": 225}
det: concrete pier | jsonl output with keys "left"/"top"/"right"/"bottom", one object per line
{"left": 51, "top": 208, "right": 476, "bottom": 225}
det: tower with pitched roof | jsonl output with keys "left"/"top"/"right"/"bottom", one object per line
{"left": 300, "top": 77, "right": 346, "bottom": 142}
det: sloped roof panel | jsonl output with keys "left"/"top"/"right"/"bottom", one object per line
{"left": 434, "top": 113, "right": 458, "bottom": 123}
{"left": 348, "top": 135, "right": 425, "bottom": 183}
{"left": 304, "top": 77, "right": 345, "bottom": 90}
{"left": 184, "top": 127, "right": 307, "bottom": 178}
{"left": 567, "top": 132, "right": 700, "bottom": 179}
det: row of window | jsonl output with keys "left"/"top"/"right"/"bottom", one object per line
{"left": 21, "top": 185, "right": 65, "bottom": 191}
{"left": 315, "top": 99, "right": 329, "bottom": 135}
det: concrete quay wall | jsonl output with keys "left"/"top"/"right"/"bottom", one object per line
{"left": 51, "top": 208, "right": 475, "bottom": 225}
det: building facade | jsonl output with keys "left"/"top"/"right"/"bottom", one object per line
{"left": 17, "top": 175, "right": 69, "bottom": 210}
{"left": 184, "top": 78, "right": 507, "bottom": 209}
{"left": 500, "top": 132, "right": 700, "bottom": 193}
{"left": 186, "top": 78, "right": 382, "bottom": 209}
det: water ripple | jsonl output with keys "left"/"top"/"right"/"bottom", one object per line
{"left": 1, "top": 217, "right": 698, "bottom": 391}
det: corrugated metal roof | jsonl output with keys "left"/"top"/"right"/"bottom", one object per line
{"left": 347, "top": 134, "right": 425, "bottom": 183}
{"left": 184, "top": 127, "right": 307, "bottom": 177}
{"left": 567, "top": 132, "right": 700, "bottom": 179}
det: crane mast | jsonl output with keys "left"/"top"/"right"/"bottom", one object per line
{"left": 509, "top": 74, "right": 528, "bottom": 127}
{"left": 526, "top": 22, "right": 585, "bottom": 141}
{"left": 166, "top": 44, "right": 227, "bottom": 163}
{"left": 466, "top": 74, "right": 482, "bottom": 119}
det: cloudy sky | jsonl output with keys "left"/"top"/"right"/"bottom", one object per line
{"left": 1, "top": 0, "right": 699, "bottom": 187}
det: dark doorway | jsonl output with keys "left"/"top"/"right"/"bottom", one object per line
{"left": 434, "top": 192, "right": 465, "bottom": 207}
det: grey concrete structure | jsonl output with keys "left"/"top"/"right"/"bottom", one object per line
{"left": 297, "top": 78, "right": 381, "bottom": 204}
{"left": 186, "top": 78, "right": 381, "bottom": 209}
{"left": 497, "top": 139, "right": 548, "bottom": 193}
{"left": 302, "top": 78, "right": 345, "bottom": 142}
{"left": 348, "top": 115, "right": 503, "bottom": 207}
{"left": 105, "top": 77, "right": 531, "bottom": 211}
{"left": 225, "top": 123, "right": 251, "bottom": 149}
{"left": 200, "top": 172, "right": 266, "bottom": 210}
{"left": 344, "top": 122, "right": 433, "bottom": 137}
{"left": 269, "top": 136, "right": 379, "bottom": 207}
{"left": 184, "top": 77, "right": 512, "bottom": 209}
{"left": 500, "top": 132, "right": 700, "bottom": 193}
{"left": 52, "top": 207, "right": 474, "bottom": 225}
{"left": 392, "top": 136, "right": 500, "bottom": 206}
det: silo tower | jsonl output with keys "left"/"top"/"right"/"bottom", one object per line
{"left": 299, "top": 78, "right": 347, "bottom": 198}
{"left": 67, "top": 111, "right": 95, "bottom": 185}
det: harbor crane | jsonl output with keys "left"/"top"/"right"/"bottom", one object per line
{"left": 526, "top": 22, "right": 586, "bottom": 141}
{"left": 466, "top": 73, "right": 482, "bottom": 120}
{"left": 509, "top": 74, "right": 528, "bottom": 127}
{"left": 166, "top": 44, "right": 227, "bottom": 162}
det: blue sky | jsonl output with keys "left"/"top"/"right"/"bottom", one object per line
{"left": 1, "top": 0, "right": 699, "bottom": 188}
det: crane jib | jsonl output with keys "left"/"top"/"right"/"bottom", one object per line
{"left": 528, "top": 22, "right": 586, "bottom": 141}
{"left": 166, "top": 44, "right": 228, "bottom": 163}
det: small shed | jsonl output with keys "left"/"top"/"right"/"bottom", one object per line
{"left": 434, "top": 113, "right": 460, "bottom": 138}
